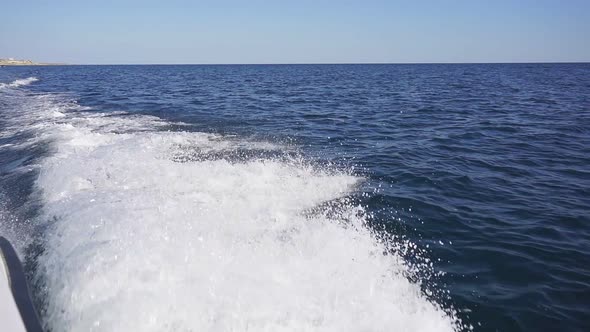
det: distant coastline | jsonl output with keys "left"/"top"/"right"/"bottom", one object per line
{"left": 0, "top": 58, "right": 65, "bottom": 66}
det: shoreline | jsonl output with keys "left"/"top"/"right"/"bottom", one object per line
{"left": 0, "top": 59, "right": 66, "bottom": 66}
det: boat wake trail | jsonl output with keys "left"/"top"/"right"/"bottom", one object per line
{"left": 0, "top": 77, "right": 39, "bottom": 89}
{"left": 1, "top": 80, "right": 462, "bottom": 331}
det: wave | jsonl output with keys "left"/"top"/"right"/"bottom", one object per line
{"left": 0, "top": 77, "right": 39, "bottom": 89}
{"left": 2, "top": 80, "right": 462, "bottom": 331}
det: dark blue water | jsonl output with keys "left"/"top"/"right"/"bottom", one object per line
{"left": 1, "top": 64, "right": 589, "bottom": 331}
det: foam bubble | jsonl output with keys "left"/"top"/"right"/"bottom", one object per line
{"left": 0, "top": 77, "right": 39, "bottom": 89}
{"left": 0, "top": 193, "right": 33, "bottom": 257}
{"left": 2, "top": 83, "right": 461, "bottom": 331}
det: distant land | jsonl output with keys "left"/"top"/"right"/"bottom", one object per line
{"left": 0, "top": 58, "right": 65, "bottom": 66}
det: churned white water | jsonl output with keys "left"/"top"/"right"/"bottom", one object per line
{"left": 0, "top": 76, "right": 39, "bottom": 89}
{"left": 2, "top": 79, "right": 461, "bottom": 331}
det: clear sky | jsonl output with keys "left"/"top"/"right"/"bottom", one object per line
{"left": 1, "top": 0, "right": 589, "bottom": 64}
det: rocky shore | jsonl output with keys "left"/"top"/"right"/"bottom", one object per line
{"left": 0, "top": 58, "right": 64, "bottom": 66}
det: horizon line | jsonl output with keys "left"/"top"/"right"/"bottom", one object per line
{"left": 37, "top": 61, "right": 590, "bottom": 66}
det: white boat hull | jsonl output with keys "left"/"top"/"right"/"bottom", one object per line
{"left": 0, "top": 237, "right": 43, "bottom": 332}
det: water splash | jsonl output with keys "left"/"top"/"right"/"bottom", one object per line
{"left": 2, "top": 79, "right": 463, "bottom": 331}
{"left": 0, "top": 77, "right": 39, "bottom": 89}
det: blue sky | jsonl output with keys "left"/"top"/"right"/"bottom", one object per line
{"left": 1, "top": 0, "right": 589, "bottom": 64}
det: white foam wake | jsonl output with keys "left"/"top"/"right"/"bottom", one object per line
{"left": 0, "top": 77, "right": 39, "bottom": 89}
{"left": 0, "top": 193, "right": 33, "bottom": 256}
{"left": 4, "top": 83, "right": 462, "bottom": 331}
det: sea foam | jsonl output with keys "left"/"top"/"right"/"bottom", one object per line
{"left": 3, "top": 80, "right": 462, "bottom": 331}
{"left": 0, "top": 77, "right": 39, "bottom": 89}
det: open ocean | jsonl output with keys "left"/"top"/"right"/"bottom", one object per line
{"left": 0, "top": 64, "right": 588, "bottom": 331}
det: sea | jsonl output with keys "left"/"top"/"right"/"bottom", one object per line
{"left": 0, "top": 64, "right": 588, "bottom": 332}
